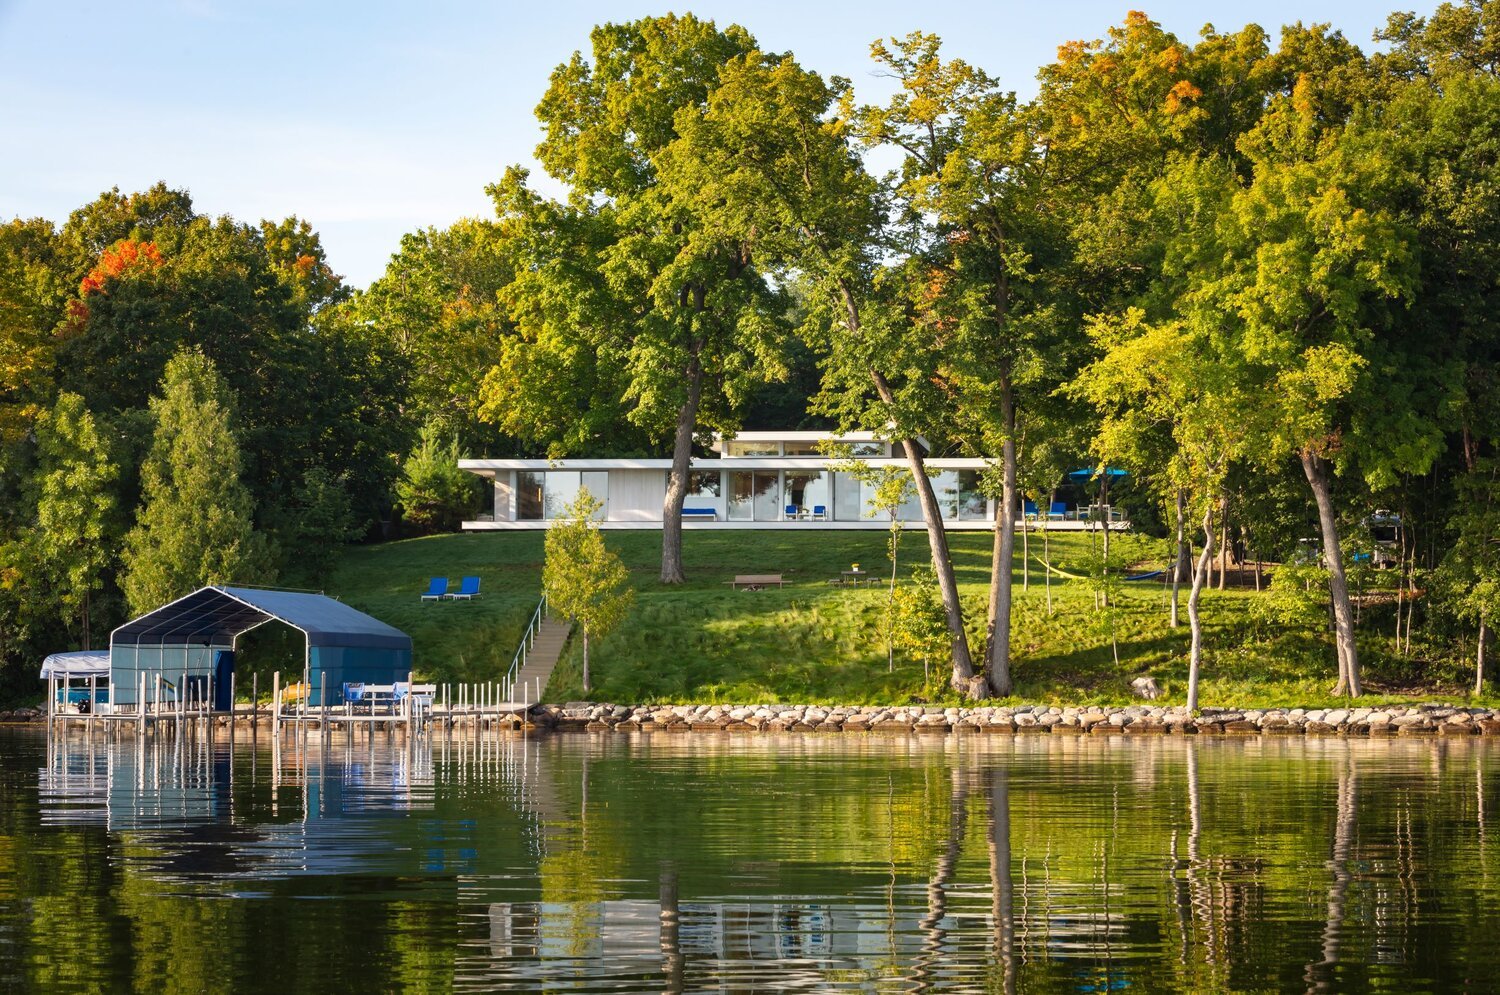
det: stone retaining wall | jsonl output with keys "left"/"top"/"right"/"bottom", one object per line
{"left": 534, "top": 702, "right": 1500, "bottom": 737}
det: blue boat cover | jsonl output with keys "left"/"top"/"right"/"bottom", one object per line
{"left": 112, "top": 586, "right": 410, "bottom": 651}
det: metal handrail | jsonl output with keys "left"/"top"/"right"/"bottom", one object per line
{"left": 502, "top": 593, "right": 547, "bottom": 701}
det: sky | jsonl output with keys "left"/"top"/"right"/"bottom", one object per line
{"left": 0, "top": 0, "right": 1405, "bottom": 289}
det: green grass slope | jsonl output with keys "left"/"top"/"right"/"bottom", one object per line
{"left": 324, "top": 528, "right": 1484, "bottom": 709}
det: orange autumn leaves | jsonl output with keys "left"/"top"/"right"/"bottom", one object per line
{"left": 78, "top": 239, "right": 163, "bottom": 297}
{"left": 66, "top": 238, "right": 164, "bottom": 330}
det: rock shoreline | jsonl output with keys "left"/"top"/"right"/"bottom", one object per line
{"left": 534, "top": 702, "right": 1500, "bottom": 737}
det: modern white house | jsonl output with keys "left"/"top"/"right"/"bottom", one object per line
{"left": 459, "top": 430, "right": 998, "bottom": 530}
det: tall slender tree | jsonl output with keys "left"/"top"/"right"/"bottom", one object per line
{"left": 121, "top": 349, "right": 272, "bottom": 614}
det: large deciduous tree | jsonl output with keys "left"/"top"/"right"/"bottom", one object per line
{"left": 482, "top": 15, "right": 789, "bottom": 584}
{"left": 661, "top": 45, "right": 987, "bottom": 694}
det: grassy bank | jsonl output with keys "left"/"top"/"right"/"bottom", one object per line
{"left": 324, "top": 528, "right": 1486, "bottom": 709}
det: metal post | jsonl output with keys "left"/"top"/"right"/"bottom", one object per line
{"left": 320, "top": 671, "right": 327, "bottom": 734}
{"left": 272, "top": 671, "right": 280, "bottom": 738}
{"left": 252, "top": 672, "right": 258, "bottom": 729}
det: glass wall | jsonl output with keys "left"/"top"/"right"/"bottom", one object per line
{"left": 517, "top": 472, "right": 543, "bottom": 521}
{"left": 519, "top": 471, "right": 608, "bottom": 521}
{"left": 833, "top": 472, "right": 864, "bottom": 521}
{"left": 688, "top": 470, "right": 722, "bottom": 500}
{"left": 753, "top": 471, "right": 782, "bottom": 520}
{"left": 784, "top": 470, "right": 830, "bottom": 518}
{"left": 956, "top": 470, "right": 988, "bottom": 520}
{"left": 727, "top": 471, "right": 755, "bottom": 521}
{"left": 783, "top": 441, "right": 821, "bottom": 456}
{"left": 725, "top": 440, "right": 780, "bottom": 457}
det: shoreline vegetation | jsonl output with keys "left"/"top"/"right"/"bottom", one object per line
{"left": 322, "top": 531, "right": 1497, "bottom": 713}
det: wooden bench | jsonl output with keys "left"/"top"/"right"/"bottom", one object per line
{"left": 725, "top": 573, "right": 784, "bottom": 589}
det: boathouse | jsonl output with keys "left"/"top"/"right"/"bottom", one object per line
{"left": 109, "top": 586, "right": 412, "bottom": 708}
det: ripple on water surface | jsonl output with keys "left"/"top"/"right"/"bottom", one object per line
{"left": 3, "top": 728, "right": 1499, "bottom": 992}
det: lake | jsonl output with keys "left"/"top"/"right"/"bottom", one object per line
{"left": 1, "top": 726, "right": 1496, "bottom": 992}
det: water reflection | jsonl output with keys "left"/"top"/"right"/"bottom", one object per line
{"left": 5, "top": 730, "right": 1500, "bottom": 992}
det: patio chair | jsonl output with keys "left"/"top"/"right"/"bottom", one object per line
{"left": 420, "top": 577, "right": 448, "bottom": 601}
{"left": 1047, "top": 501, "right": 1067, "bottom": 522}
{"left": 449, "top": 575, "right": 482, "bottom": 600}
{"left": 1023, "top": 499, "right": 1038, "bottom": 520}
{"left": 811, "top": 505, "right": 827, "bottom": 521}
{"left": 785, "top": 504, "right": 800, "bottom": 520}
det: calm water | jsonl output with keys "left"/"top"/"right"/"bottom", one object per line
{"left": 2, "top": 727, "right": 1499, "bottom": 993}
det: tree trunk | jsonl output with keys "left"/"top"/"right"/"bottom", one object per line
{"left": 1477, "top": 615, "right": 1489, "bottom": 697}
{"left": 834, "top": 278, "right": 977, "bottom": 695}
{"left": 1217, "top": 494, "right": 1229, "bottom": 591}
{"left": 1043, "top": 522, "right": 1053, "bottom": 617}
{"left": 581, "top": 624, "right": 591, "bottom": 693}
{"left": 896, "top": 433, "right": 979, "bottom": 695}
{"left": 659, "top": 345, "right": 704, "bottom": 584}
{"left": 1171, "top": 488, "right": 1186, "bottom": 628}
{"left": 986, "top": 386, "right": 1018, "bottom": 697}
{"left": 988, "top": 768, "right": 1016, "bottom": 995}
{"left": 1186, "top": 505, "right": 1215, "bottom": 713}
{"left": 1302, "top": 451, "right": 1361, "bottom": 696}
{"left": 1021, "top": 505, "right": 1030, "bottom": 592}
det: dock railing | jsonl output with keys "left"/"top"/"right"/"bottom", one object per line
{"left": 502, "top": 594, "right": 547, "bottom": 703}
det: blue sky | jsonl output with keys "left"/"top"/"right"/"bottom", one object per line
{"left": 1, "top": 1, "right": 1404, "bottom": 288}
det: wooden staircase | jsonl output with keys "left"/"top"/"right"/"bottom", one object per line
{"left": 509, "top": 618, "right": 571, "bottom": 704}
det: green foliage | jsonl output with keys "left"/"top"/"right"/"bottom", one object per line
{"left": 394, "top": 420, "right": 480, "bottom": 534}
{"left": 890, "top": 563, "right": 949, "bottom": 686}
{"left": 121, "top": 349, "right": 273, "bottom": 615}
{"left": 542, "top": 487, "right": 634, "bottom": 690}
{"left": 32, "top": 393, "right": 120, "bottom": 647}
{"left": 1436, "top": 461, "right": 1500, "bottom": 630}
{"left": 281, "top": 467, "right": 362, "bottom": 587}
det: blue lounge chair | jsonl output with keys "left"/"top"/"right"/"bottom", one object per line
{"left": 1023, "top": 499, "right": 1038, "bottom": 520}
{"left": 449, "top": 575, "right": 482, "bottom": 600}
{"left": 1047, "top": 501, "right": 1067, "bottom": 522}
{"left": 420, "top": 577, "right": 448, "bottom": 601}
{"left": 785, "top": 504, "right": 800, "bottom": 520}
{"left": 812, "top": 505, "right": 827, "bottom": 520}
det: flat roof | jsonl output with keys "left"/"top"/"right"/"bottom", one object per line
{"left": 459, "top": 457, "right": 990, "bottom": 472}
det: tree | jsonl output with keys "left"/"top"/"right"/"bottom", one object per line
{"left": 850, "top": 34, "right": 1080, "bottom": 697}
{"left": 0, "top": 218, "right": 68, "bottom": 447}
{"left": 484, "top": 15, "right": 789, "bottom": 584}
{"left": 356, "top": 218, "right": 518, "bottom": 450}
{"left": 394, "top": 420, "right": 480, "bottom": 534}
{"left": 543, "top": 487, "right": 634, "bottom": 693}
{"left": 121, "top": 349, "right": 272, "bottom": 615}
{"left": 830, "top": 449, "right": 917, "bottom": 672}
{"left": 1436, "top": 461, "right": 1500, "bottom": 693}
{"left": 283, "top": 467, "right": 362, "bottom": 588}
{"left": 660, "top": 45, "right": 986, "bottom": 696}
{"left": 33, "top": 393, "right": 120, "bottom": 649}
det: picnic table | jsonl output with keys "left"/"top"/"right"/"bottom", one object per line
{"left": 726, "top": 573, "right": 784, "bottom": 589}
{"left": 839, "top": 570, "right": 874, "bottom": 586}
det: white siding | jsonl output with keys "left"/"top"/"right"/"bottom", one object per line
{"left": 493, "top": 473, "right": 513, "bottom": 522}
{"left": 607, "top": 470, "right": 666, "bottom": 521}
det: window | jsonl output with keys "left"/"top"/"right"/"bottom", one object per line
{"left": 519, "top": 471, "right": 608, "bottom": 521}
{"left": 850, "top": 442, "right": 885, "bottom": 457}
{"left": 783, "top": 441, "right": 822, "bottom": 456}
{"left": 725, "top": 440, "right": 780, "bottom": 457}
{"left": 517, "top": 472, "right": 543, "bottom": 521}
{"left": 753, "top": 471, "right": 782, "bottom": 520}
{"left": 784, "top": 470, "right": 830, "bottom": 518}
{"left": 542, "top": 471, "right": 581, "bottom": 519}
{"left": 833, "top": 472, "right": 863, "bottom": 521}
{"left": 956, "top": 470, "right": 988, "bottom": 521}
{"left": 728, "top": 471, "right": 755, "bottom": 521}
{"left": 688, "top": 471, "right": 722, "bottom": 498}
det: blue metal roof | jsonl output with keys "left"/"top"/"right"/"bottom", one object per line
{"left": 111, "top": 586, "right": 411, "bottom": 651}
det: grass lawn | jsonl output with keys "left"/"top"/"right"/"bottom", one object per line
{"left": 324, "top": 527, "right": 1489, "bottom": 709}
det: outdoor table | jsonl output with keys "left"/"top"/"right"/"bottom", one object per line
{"left": 841, "top": 570, "right": 873, "bottom": 586}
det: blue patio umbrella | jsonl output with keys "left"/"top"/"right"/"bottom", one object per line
{"left": 1067, "top": 467, "right": 1128, "bottom": 481}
